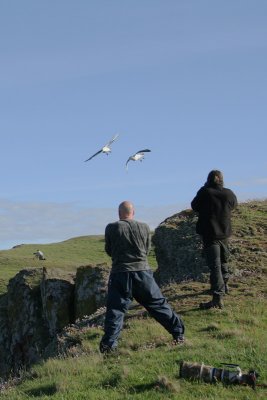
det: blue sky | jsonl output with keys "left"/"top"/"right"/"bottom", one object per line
{"left": 0, "top": 1, "right": 266, "bottom": 249}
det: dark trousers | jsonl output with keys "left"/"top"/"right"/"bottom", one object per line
{"left": 101, "top": 270, "right": 185, "bottom": 349}
{"left": 204, "top": 239, "right": 230, "bottom": 296}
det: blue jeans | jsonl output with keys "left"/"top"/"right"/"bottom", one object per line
{"left": 100, "top": 270, "right": 185, "bottom": 349}
{"left": 204, "top": 239, "right": 230, "bottom": 296}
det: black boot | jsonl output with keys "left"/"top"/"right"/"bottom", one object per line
{"left": 199, "top": 294, "right": 224, "bottom": 309}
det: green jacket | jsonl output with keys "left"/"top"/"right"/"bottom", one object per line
{"left": 105, "top": 219, "right": 151, "bottom": 273}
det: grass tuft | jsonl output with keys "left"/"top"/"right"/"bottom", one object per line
{"left": 155, "top": 375, "right": 181, "bottom": 393}
{"left": 212, "top": 329, "right": 243, "bottom": 340}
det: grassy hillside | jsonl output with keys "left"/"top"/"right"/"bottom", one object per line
{"left": 0, "top": 235, "right": 107, "bottom": 295}
{"left": 0, "top": 236, "right": 158, "bottom": 295}
{"left": 0, "top": 201, "right": 266, "bottom": 399}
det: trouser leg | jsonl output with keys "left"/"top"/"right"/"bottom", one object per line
{"left": 205, "top": 242, "right": 225, "bottom": 297}
{"left": 220, "top": 239, "right": 230, "bottom": 293}
{"left": 132, "top": 270, "right": 184, "bottom": 338}
{"left": 100, "top": 273, "right": 132, "bottom": 350}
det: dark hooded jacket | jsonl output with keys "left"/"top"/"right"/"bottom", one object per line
{"left": 191, "top": 183, "right": 237, "bottom": 242}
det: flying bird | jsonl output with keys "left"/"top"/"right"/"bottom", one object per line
{"left": 85, "top": 134, "right": 119, "bottom": 162}
{"left": 126, "top": 149, "right": 151, "bottom": 170}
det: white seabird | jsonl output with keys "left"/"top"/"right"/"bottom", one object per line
{"left": 126, "top": 149, "right": 151, "bottom": 170}
{"left": 85, "top": 134, "right": 119, "bottom": 162}
{"left": 33, "top": 250, "right": 46, "bottom": 260}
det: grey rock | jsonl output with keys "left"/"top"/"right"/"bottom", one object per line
{"left": 41, "top": 269, "right": 75, "bottom": 336}
{"left": 7, "top": 268, "right": 49, "bottom": 374}
{"left": 152, "top": 209, "right": 208, "bottom": 284}
{"left": 75, "top": 264, "right": 109, "bottom": 319}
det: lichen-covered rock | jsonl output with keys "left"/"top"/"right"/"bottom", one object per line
{"left": 41, "top": 269, "right": 75, "bottom": 337}
{"left": 0, "top": 294, "right": 11, "bottom": 379}
{"left": 0, "top": 264, "right": 110, "bottom": 379}
{"left": 75, "top": 264, "right": 110, "bottom": 319}
{"left": 7, "top": 268, "right": 49, "bottom": 374}
{"left": 0, "top": 265, "right": 111, "bottom": 379}
{"left": 152, "top": 202, "right": 267, "bottom": 285}
{"left": 152, "top": 209, "right": 208, "bottom": 285}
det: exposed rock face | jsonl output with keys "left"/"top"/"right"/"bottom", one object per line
{"left": 7, "top": 269, "right": 47, "bottom": 372}
{"left": 0, "top": 294, "right": 10, "bottom": 378}
{"left": 41, "top": 269, "right": 75, "bottom": 337}
{"left": 153, "top": 209, "right": 207, "bottom": 285}
{"left": 75, "top": 264, "right": 109, "bottom": 319}
{"left": 0, "top": 264, "right": 110, "bottom": 380}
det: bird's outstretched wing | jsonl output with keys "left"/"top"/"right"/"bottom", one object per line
{"left": 106, "top": 133, "right": 119, "bottom": 147}
{"left": 84, "top": 149, "right": 102, "bottom": 162}
{"left": 125, "top": 158, "right": 131, "bottom": 170}
{"left": 136, "top": 149, "right": 151, "bottom": 153}
{"left": 85, "top": 134, "right": 119, "bottom": 162}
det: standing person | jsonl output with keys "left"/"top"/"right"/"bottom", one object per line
{"left": 191, "top": 170, "right": 237, "bottom": 309}
{"left": 100, "top": 201, "right": 185, "bottom": 353}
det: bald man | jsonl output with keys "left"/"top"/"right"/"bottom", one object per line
{"left": 100, "top": 201, "right": 185, "bottom": 353}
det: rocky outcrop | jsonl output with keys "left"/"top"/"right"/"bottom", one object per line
{"left": 1, "top": 268, "right": 76, "bottom": 377}
{"left": 0, "top": 264, "right": 110, "bottom": 380}
{"left": 153, "top": 201, "right": 267, "bottom": 285}
{"left": 0, "top": 294, "right": 10, "bottom": 378}
{"left": 75, "top": 264, "right": 109, "bottom": 319}
{"left": 7, "top": 269, "right": 47, "bottom": 372}
{"left": 41, "top": 269, "right": 75, "bottom": 337}
{"left": 153, "top": 209, "right": 207, "bottom": 284}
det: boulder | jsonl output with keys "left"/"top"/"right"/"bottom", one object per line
{"left": 41, "top": 268, "right": 75, "bottom": 336}
{"left": 7, "top": 268, "right": 49, "bottom": 374}
{"left": 0, "top": 294, "right": 11, "bottom": 379}
{"left": 152, "top": 201, "right": 267, "bottom": 285}
{"left": 75, "top": 264, "right": 109, "bottom": 319}
{"left": 152, "top": 209, "right": 208, "bottom": 285}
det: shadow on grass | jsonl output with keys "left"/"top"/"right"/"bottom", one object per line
{"left": 24, "top": 383, "right": 57, "bottom": 397}
{"left": 199, "top": 323, "right": 220, "bottom": 332}
{"left": 129, "top": 382, "right": 158, "bottom": 393}
{"left": 129, "top": 377, "right": 179, "bottom": 394}
{"left": 167, "top": 289, "right": 212, "bottom": 302}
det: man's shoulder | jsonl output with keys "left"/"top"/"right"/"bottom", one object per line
{"left": 222, "top": 187, "right": 237, "bottom": 199}
{"left": 223, "top": 187, "right": 235, "bottom": 194}
{"left": 123, "top": 219, "right": 150, "bottom": 233}
{"left": 105, "top": 221, "right": 119, "bottom": 232}
{"left": 132, "top": 219, "right": 149, "bottom": 227}
{"left": 195, "top": 186, "right": 208, "bottom": 197}
{"left": 106, "top": 219, "right": 149, "bottom": 231}
{"left": 133, "top": 220, "right": 150, "bottom": 234}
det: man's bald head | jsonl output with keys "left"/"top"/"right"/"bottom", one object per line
{"left": 118, "top": 201, "right": 135, "bottom": 220}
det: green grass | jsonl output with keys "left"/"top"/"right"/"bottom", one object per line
{"left": 1, "top": 277, "right": 267, "bottom": 399}
{"left": 2, "top": 286, "right": 266, "bottom": 399}
{"left": 1, "top": 201, "right": 266, "bottom": 399}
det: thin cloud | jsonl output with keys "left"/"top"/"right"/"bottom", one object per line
{"left": 0, "top": 199, "right": 186, "bottom": 250}
{"left": 232, "top": 177, "right": 267, "bottom": 187}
